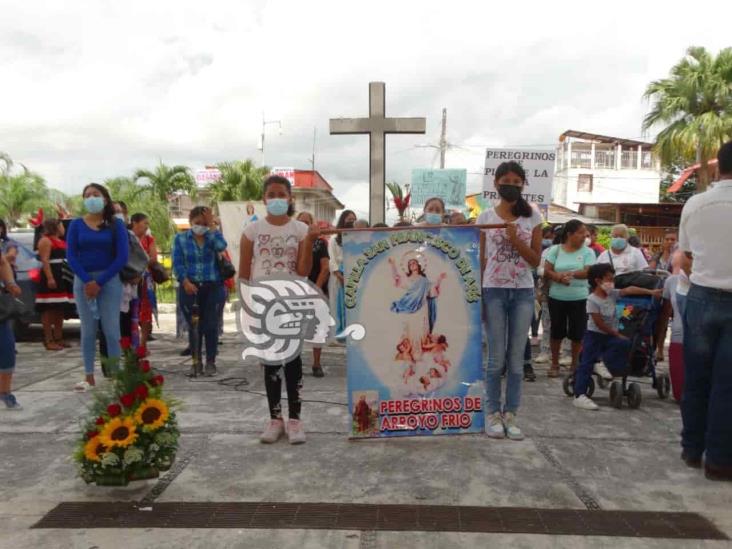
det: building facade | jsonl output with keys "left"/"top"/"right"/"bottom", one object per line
{"left": 291, "top": 170, "right": 344, "bottom": 224}
{"left": 552, "top": 130, "right": 662, "bottom": 211}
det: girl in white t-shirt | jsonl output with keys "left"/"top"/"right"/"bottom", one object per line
{"left": 477, "top": 161, "right": 543, "bottom": 441}
{"left": 239, "top": 175, "right": 319, "bottom": 445}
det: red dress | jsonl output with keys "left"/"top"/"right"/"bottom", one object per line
{"left": 35, "top": 237, "right": 75, "bottom": 314}
{"left": 138, "top": 234, "right": 156, "bottom": 324}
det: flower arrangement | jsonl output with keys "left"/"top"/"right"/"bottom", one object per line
{"left": 73, "top": 337, "right": 180, "bottom": 486}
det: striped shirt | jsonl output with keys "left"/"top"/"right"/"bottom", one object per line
{"left": 172, "top": 230, "right": 227, "bottom": 283}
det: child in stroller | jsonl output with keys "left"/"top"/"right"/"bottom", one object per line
{"left": 571, "top": 263, "right": 662, "bottom": 410}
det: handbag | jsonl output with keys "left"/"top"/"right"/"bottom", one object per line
{"left": 121, "top": 231, "right": 150, "bottom": 282}
{"left": 149, "top": 260, "right": 170, "bottom": 284}
{"left": 0, "top": 293, "right": 30, "bottom": 323}
{"left": 217, "top": 253, "right": 236, "bottom": 280}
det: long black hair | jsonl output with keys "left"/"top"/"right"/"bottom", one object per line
{"left": 560, "top": 219, "right": 585, "bottom": 244}
{"left": 0, "top": 218, "right": 7, "bottom": 241}
{"left": 82, "top": 183, "right": 115, "bottom": 227}
{"left": 494, "top": 161, "right": 533, "bottom": 218}
{"left": 335, "top": 209, "right": 356, "bottom": 246}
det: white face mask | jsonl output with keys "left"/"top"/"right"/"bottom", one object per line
{"left": 601, "top": 281, "right": 615, "bottom": 293}
{"left": 114, "top": 213, "right": 126, "bottom": 221}
{"left": 584, "top": 237, "right": 591, "bottom": 247}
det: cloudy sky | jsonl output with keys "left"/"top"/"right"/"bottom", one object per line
{"left": 2, "top": 0, "right": 731, "bottom": 219}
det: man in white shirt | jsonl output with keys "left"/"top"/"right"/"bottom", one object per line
{"left": 678, "top": 140, "right": 732, "bottom": 481}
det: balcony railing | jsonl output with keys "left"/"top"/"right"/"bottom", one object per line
{"left": 560, "top": 144, "right": 656, "bottom": 171}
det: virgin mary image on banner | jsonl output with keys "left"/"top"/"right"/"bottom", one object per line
{"left": 388, "top": 251, "right": 450, "bottom": 394}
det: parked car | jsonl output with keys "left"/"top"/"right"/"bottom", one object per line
{"left": 6, "top": 230, "right": 77, "bottom": 336}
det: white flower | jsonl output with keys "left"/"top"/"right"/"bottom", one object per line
{"left": 100, "top": 452, "right": 120, "bottom": 467}
{"left": 123, "top": 447, "right": 144, "bottom": 465}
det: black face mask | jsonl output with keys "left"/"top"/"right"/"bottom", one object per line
{"left": 497, "top": 184, "right": 523, "bottom": 203}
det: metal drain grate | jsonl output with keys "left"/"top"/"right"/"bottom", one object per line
{"left": 32, "top": 502, "right": 727, "bottom": 540}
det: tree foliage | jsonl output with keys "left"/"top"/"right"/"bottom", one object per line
{"left": 104, "top": 176, "right": 176, "bottom": 251}
{"left": 208, "top": 160, "right": 269, "bottom": 204}
{"left": 133, "top": 162, "right": 196, "bottom": 202}
{"left": 0, "top": 153, "right": 52, "bottom": 227}
{"left": 643, "top": 46, "right": 732, "bottom": 192}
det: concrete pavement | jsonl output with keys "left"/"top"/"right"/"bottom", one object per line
{"left": 1, "top": 313, "right": 730, "bottom": 548}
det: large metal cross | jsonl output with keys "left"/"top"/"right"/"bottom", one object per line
{"left": 330, "top": 82, "right": 426, "bottom": 225}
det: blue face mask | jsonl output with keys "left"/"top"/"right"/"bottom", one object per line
{"left": 425, "top": 212, "right": 442, "bottom": 225}
{"left": 191, "top": 224, "right": 208, "bottom": 236}
{"left": 266, "top": 198, "right": 289, "bottom": 216}
{"left": 84, "top": 196, "right": 105, "bottom": 214}
{"left": 611, "top": 237, "right": 627, "bottom": 251}
{"left": 542, "top": 238, "right": 553, "bottom": 248}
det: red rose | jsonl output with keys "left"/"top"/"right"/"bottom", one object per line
{"left": 95, "top": 417, "right": 105, "bottom": 425}
{"left": 151, "top": 375, "right": 164, "bottom": 387}
{"left": 86, "top": 430, "right": 98, "bottom": 440}
{"left": 120, "top": 393, "right": 135, "bottom": 408}
{"left": 134, "top": 384, "right": 149, "bottom": 400}
{"left": 140, "top": 360, "right": 151, "bottom": 373}
{"left": 136, "top": 346, "right": 147, "bottom": 358}
{"left": 107, "top": 403, "right": 121, "bottom": 417}
{"left": 120, "top": 337, "right": 132, "bottom": 350}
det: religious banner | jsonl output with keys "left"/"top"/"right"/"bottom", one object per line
{"left": 411, "top": 169, "right": 467, "bottom": 210}
{"left": 343, "top": 226, "right": 484, "bottom": 439}
{"left": 482, "top": 149, "right": 555, "bottom": 206}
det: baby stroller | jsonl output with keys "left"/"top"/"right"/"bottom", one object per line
{"left": 563, "top": 269, "right": 672, "bottom": 409}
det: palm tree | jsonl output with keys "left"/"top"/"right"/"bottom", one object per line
{"left": 104, "top": 176, "right": 175, "bottom": 250}
{"left": 208, "top": 160, "right": 269, "bottom": 204}
{"left": 133, "top": 162, "right": 196, "bottom": 202}
{"left": 643, "top": 46, "right": 732, "bottom": 192}
{"left": 0, "top": 161, "right": 49, "bottom": 227}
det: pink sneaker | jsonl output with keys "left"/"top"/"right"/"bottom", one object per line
{"left": 260, "top": 419, "right": 285, "bottom": 444}
{"left": 287, "top": 419, "right": 306, "bottom": 444}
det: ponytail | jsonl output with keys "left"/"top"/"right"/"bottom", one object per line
{"left": 511, "top": 197, "right": 533, "bottom": 218}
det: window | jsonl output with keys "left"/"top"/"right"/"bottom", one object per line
{"left": 577, "top": 174, "right": 593, "bottom": 193}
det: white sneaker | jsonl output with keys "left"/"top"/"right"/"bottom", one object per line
{"left": 593, "top": 363, "right": 613, "bottom": 381}
{"left": 287, "top": 419, "right": 306, "bottom": 444}
{"left": 260, "top": 419, "right": 285, "bottom": 443}
{"left": 573, "top": 395, "right": 599, "bottom": 411}
{"left": 485, "top": 412, "right": 505, "bottom": 439}
{"left": 74, "top": 381, "right": 92, "bottom": 393}
{"left": 534, "top": 353, "right": 550, "bottom": 364}
{"left": 559, "top": 356, "right": 572, "bottom": 366}
{"left": 503, "top": 412, "right": 525, "bottom": 441}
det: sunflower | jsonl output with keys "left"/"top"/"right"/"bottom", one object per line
{"left": 83, "top": 438, "right": 108, "bottom": 462}
{"left": 99, "top": 417, "right": 138, "bottom": 448}
{"left": 133, "top": 399, "right": 169, "bottom": 431}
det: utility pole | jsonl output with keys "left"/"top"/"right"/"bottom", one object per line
{"left": 309, "top": 127, "right": 317, "bottom": 172}
{"left": 258, "top": 112, "right": 282, "bottom": 167}
{"left": 439, "top": 108, "right": 447, "bottom": 169}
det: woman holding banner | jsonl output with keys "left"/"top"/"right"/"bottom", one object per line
{"left": 478, "top": 161, "right": 542, "bottom": 441}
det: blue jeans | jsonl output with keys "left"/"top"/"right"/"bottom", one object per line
{"left": 483, "top": 287, "right": 535, "bottom": 414}
{"left": 682, "top": 284, "right": 732, "bottom": 467}
{"left": 74, "top": 274, "right": 123, "bottom": 375}
{"left": 574, "top": 331, "right": 630, "bottom": 396}
{"left": 0, "top": 319, "right": 16, "bottom": 373}
{"left": 179, "top": 282, "right": 226, "bottom": 363}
